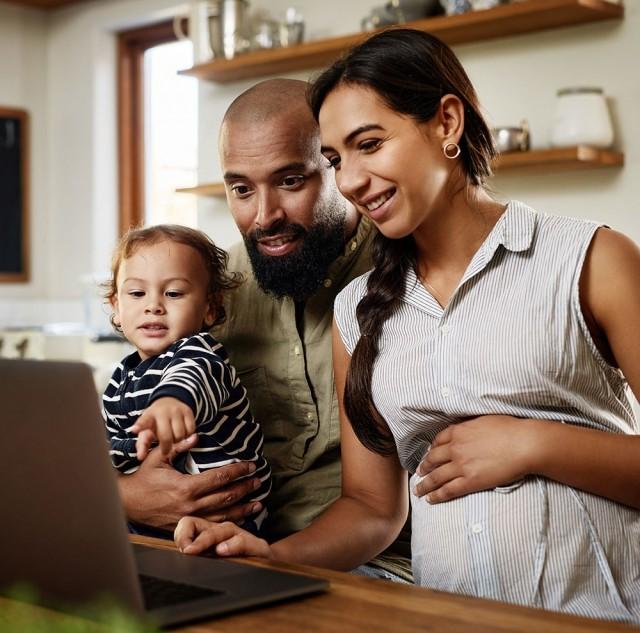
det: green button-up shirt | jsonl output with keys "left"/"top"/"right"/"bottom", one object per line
{"left": 215, "top": 218, "right": 375, "bottom": 537}
{"left": 215, "top": 217, "right": 412, "bottom": 581}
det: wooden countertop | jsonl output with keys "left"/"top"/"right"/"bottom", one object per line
{"left": 131, "top": 535, "right": 638, "bottom": 633}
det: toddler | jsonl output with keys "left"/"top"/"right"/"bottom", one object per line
{"left": 102, "top": 224, "right": 270, "bottom": 533}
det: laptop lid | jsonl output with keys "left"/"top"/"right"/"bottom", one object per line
{"left": 0, "top": 359, "right": 327, "bottom": 627}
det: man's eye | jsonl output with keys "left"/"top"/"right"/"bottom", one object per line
{"left": 230, "top": 184, "right": 252, "bottom": 197}
{"left": 281, "top": 175, "right": 304, "bottom": 188}
{"left": 165, "top": 291, "right": 184, "bottom": 298}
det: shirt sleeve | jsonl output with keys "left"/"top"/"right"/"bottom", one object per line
{"left": 148, "top": 333, "right": 232, "bottom": 429}
{"left": 103, "top": 366, "right": 140, "bottom": 474}
{"left": 334, "top": 273, "right": 370, "bottom": 355}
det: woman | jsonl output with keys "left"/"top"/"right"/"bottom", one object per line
{"left": 175, "top": 29, "right": 640, "bottom": 621}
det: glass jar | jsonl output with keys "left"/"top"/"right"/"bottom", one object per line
{"left": 550, "top": 87, "right": 614, "bottom": 149}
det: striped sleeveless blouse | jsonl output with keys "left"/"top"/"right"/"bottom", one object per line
{"left": 334, "top": 201, "right": 640, "bottom": 622}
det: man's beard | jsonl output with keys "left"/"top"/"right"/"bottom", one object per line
{"left": 243, "top": 213, "right": 347, "bottom": 302}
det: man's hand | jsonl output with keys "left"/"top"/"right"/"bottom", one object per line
{"left": 130, "top": 397, "right": 195, "bottom": 459}
{"left": 118, "top": 435, "right": 263, "bottom": 532}
{"left": 175, "top": 516, "right": 271, "bottom": 558}
{"left": 414, "top": 415, "right": 537, "bottom": 503}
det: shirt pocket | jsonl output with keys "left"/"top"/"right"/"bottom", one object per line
{"left": 236, "top": 366, "right": 301, "bottom": 471}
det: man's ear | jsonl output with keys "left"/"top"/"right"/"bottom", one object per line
{"left": 436, "top": 94, "right": 465, "bottom": 146}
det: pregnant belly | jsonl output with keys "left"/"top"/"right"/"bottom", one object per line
{"left": 409, "top": 474, "right": 640, "bottom": 615}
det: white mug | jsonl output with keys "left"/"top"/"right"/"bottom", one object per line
{"left": 173, "top": 1, "right": 215, "bottom": 64}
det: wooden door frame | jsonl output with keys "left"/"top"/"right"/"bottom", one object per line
{"left": 117, "top": 19, "right": 180, "bottom": 235}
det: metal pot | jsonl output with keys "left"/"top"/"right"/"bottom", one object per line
{"left": 491, "top": 119, "right": 530, "bottom": 153}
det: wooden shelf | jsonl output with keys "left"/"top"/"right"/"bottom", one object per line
{"left": 494, "top": 146, "right": 624, "bottom": 171}
{"left": 179, "top": 146, "right": 624, "bottom": 197}
{"left": 179, "top": 0, "right": 623, "bottom": 84}
{"left": 176, "top": 182, "right": 226, "bottom": 196}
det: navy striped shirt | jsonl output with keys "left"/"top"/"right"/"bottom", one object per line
{"left": 102, "top": 332, "right": 271, "bottom": 525}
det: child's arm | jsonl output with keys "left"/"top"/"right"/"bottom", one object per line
{"left": 150, "top": 335, "right": 229, "bottom": 426}
{"left": 134, "top": 334, "right": 231, "bottom": 459}
{"left": 105, "top": 417, "right": 140, "bottom": 473}
{"left": 130, "top": 397, "right": 196, "bottom": 459}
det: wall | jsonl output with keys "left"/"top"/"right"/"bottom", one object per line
{"left": 0, "top": 4, "right": 49, "bottom": 317}
{"left": 198, "top": 1, "right": 640, "bottom": 248}
{"left": 0, "top": 0, "right": 638, "bottom": 329}
{"left": 0, "top": 0, "right": 184, "bottom": 326}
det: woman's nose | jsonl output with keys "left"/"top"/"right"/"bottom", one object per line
{"left": 336, "top": 158, "right": 369, "bottom": 201}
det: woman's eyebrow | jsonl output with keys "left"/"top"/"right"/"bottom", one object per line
{"left": 321, "top": 123, "right": 385, "bottom": 153}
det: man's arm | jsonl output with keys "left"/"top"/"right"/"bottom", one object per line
{"left": 118, "top": 435, "right": 263, "bottom": 531}
{"left": 176, "top": 321, "right": 408, "bottom": 570}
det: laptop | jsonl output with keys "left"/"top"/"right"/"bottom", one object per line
{"left": 0, "top": 358, "right": 327, "bottom": 628}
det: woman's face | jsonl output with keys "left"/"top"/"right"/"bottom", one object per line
{"left": 319, "top": 84, "right": 454, "bottom": 240}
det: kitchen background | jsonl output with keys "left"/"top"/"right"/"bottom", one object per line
{"left": 0, "top": 0, "right": 638, "bottom": 401}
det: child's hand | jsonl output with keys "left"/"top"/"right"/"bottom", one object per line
{"left": 130, "top": 397, "right": 196, "bottom": 460}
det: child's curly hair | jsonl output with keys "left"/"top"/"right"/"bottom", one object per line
{"left": 103, "top": 224, "right": 242, "bottom": 332}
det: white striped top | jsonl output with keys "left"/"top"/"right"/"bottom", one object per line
{"left": 335, "top": 201, "right": 640, "bottom": 622}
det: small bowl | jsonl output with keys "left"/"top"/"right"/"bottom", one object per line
{"left": 491, "top": 120, "right": 530, "bottom": 153}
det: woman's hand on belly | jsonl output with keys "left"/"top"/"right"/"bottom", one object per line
{"left": 414, "top": 415, "right": 538, "bottom": 503}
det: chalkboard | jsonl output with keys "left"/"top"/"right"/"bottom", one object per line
{"left": 0, "top": 107, "right": 29, "bottom": 282}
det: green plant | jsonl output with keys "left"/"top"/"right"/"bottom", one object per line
{"left": 0, "top": 586, "right": 160, "bottom": 633}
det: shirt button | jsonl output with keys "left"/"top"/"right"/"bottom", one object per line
{"left": 323, "top": 278, "right": 332, "bottom": 288}
{"left": 350, "top": 240, "right": 357, "bottom": 251}
{"left": 471, "top": 522, "right": 483, "bottom": 534}
{"left": 441, "top": 387, "right": 450, "bottom": 398}
{"left": 441, "top": 324, "right": 450, "bottom": 334}
{"left": 306, "top": 412, "right": 314, "bottom": 420}
{"left": 293, "top": 345, "right": 301, "bottom": 356}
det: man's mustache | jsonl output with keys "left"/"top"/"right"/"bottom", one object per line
{"left": 250, "top": 223, "right": 306, "bottom": 242}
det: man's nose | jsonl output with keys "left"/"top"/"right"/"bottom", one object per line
{"left": 255, "top": 189, "right": 286, "bottom": 229}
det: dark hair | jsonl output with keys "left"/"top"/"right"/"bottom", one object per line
{"left": 308, "top": 29, "right": 496, "bottom": 455}
{"left": 103, "top": 224, "right": 242, "bottom": 331}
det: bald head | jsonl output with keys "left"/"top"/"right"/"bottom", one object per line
{"left": 219, "top": 78, "right": 324, "bottom": 176}
{"left": 222, "top": 78, "right": 311, "bottom": 127}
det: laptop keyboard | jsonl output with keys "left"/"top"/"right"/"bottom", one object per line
{"left": 139, "top": 573, "right": 223, "bottom": 610}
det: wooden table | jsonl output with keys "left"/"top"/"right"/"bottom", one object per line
{"left": 129, "top": 535, "right": 636, "bottom": 633}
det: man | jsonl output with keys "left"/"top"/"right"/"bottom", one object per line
{"left": 118, "top": 79, "right": 411, "bottom": 581}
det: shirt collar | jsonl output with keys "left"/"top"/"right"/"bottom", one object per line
{"left": 462, "top": 200, "right": 537, "bottom": 283}
{"left": 325, "top": 215, "right": 375, "bottom": 286}
{"left": 488, "top": 200, "right": 537, "bottom": 254}
{"left": 402, "top": 201, "right": 538, "bottom": 316}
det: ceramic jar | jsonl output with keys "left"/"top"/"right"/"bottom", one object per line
{"left": 550, "top": 87, "right": 614, "bottom": 149}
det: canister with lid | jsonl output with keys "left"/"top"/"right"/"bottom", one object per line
{"left": 550, "top": 87, "right": 614, "bottom": 149}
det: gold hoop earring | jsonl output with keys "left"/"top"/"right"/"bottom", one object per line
{"left": 443, "top": 142, "right": 461, "bottom": 159}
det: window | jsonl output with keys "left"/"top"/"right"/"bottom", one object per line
{"left": 117, "top": 20, "right": 198, "bottom": 233}
{"left": 144, "top": 41, "right": 198, "bottom": 227}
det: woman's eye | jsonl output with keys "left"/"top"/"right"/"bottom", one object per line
{"left": 326, "top": 155, "right": 341, "bottom": 169}
{"left": 359, "top": 139, "right": 381, "bottom": 153}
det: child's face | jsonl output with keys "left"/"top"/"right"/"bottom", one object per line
{"left": 112, "top": 240, "right": 215, "bottom": 360}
